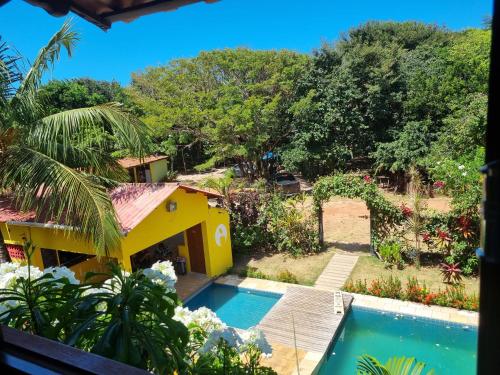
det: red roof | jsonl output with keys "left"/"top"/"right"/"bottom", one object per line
{"left": 0, "top": 184, "right": 221, "bottom": 233}
{"left": 117, "top": 155, "right": 168, "bottom": 169}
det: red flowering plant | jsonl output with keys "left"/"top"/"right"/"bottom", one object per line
{"left": 363, "top": 175, "right": 372, "bottom": 183}
{"left": 400, "top": 203, "right": 413, "bottom": 218}
{"left": 435, "top": 228, "right": 452, "bottom": 252}
{"left": 457, "top": 215, "right": 474, "bottom": 240}
{"left": 440, "top": 262, "right": 463, "bottom": 284}
{"left": 433, "top": 180, "right": 445, "bottom": 189}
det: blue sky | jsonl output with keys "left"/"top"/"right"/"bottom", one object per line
{"left": 0, "top": 0, "right": 493, "bottom": 85}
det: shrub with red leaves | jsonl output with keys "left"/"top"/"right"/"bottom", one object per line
{"left": 440, "top": 262, "right": 463, "bottom": 284}
{"left": 400, "top": 203, "right": 413, "bottom": 218}
{"left": 433, "top": 180, "right": 445, "bottom": 189}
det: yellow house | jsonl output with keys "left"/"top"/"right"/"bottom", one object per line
{"left": 0, "top": 184, "right": 233, "bottom": 280}
{"left": 118, "top": 155, "right": 170, "bottom": 183}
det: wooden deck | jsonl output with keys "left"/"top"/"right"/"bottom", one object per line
{"left": 314, "top": 253, "right": 359, "bottom": 291}
{"left": 257, "top": 286, "right": 353, "bottom": 354}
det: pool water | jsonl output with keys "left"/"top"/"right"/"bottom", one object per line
{"left": 185, "top": 284, "right": 282, "bottom": 329}
{"left": 319, "top": 307, "right": 477, "bottom": 375}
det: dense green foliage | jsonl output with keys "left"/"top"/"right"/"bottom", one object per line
{"left": 230, "top": 190, "right": 320, "bottom": 256}
{"left": 39, "top": 21, "right": 489, "bottom": 185}
{"left": 128, "top": 49, "right": 308, "bottom": 176}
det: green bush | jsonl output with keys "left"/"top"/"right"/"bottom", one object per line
{"left": 378, "top": 239, "right": 404, "bottom": 269}
{"left": 230, "top": 191, "right": 320, "bottom": 256}
{"left": 276, "top": 270, "right": 299, "bottom": 284}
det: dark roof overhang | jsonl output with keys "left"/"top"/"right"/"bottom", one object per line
{"left": 13, "top": 0, "right": 217, "bottom": 30}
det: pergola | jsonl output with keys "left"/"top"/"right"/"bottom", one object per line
{"left": 3, "top": 0, "right": 217, "bottom": 30}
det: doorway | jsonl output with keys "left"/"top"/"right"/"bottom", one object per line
{"left": 186, "top": 223, "right": 206, "bottom": 274}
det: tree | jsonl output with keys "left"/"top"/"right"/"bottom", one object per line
{"left": 282, "top": 22, "right": 451, "bottom": 178}
{"left": 0, "top": 21, "right": 150, "bottom": 259}
{"left": 128, "top": 48, "right": 308, "bottom": 177}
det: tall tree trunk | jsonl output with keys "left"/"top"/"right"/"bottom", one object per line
{"left": 0, "top": 230, "right": 11, "bottom": 263}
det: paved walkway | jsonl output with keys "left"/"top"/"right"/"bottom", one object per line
{"left": 314, "top": 253, "right": 359, "bottom": 291}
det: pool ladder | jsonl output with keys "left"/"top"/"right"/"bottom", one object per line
{"left": 334, "top": 291, "right": 344, "bottom": 314}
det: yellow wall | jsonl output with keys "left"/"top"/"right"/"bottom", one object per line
{"left": 203, "top": 207, "right": 233, "bottom": 277}
{"left": 0, "top": 188, "right": 233, "bottom": 278}
{"left": 149, "top": 159, "right": 169, "bottom": 182}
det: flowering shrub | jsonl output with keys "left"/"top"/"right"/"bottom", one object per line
{"left": 0, "top": 250, "right": 274, "bottom": 374}
{"left": 143, "top": 260, "right": 177, "bottom": 290}
{"left": 344, "top": 276, "right": 478, "bottom": 311}
{"left": 174, "top": 305, "right": 275, "bottom": 374}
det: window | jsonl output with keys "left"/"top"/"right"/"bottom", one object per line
{"left": 40, "top": 248, "right": 94, "bottom": 269}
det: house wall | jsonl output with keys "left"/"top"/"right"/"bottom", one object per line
{"left": 149, "top": 159, "right": 169, "bottom": 182}
{"left": 0, "top": 189, "right": 233, "bottom": 278}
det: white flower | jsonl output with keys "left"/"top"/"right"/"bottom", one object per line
{"left": 0, "top": 262, "right": 20, "bottom": 276}
{"left": 458, "top": 165, "right": 465, "bottom": 170}
{"left": 14, "top": 265, "right": 43, "bottom": 281}
{"left": 173, "top": 306, "right": 193, "bottom": 326}
{"left": 144, "top": 261, "right": 177, "bottom": 289}
{"left": 191, "top": 307, "right": 225, "bottom": 333}
{"left": 43, "top": 266, "right": 80, "bottom": 285}
{"left": 462, "top": 172, "right": 467, "bottom": 176}
{"left": 239, "top": 327, "right": 273, "bottom": 357}
{"left": 199, "top": 327, "right": 243, "bottom": 354}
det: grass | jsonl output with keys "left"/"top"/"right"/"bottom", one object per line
{"left": 348, "top": 255, "right": 479, "bottom": 295}
{"left": 231, "top": 248, "right": 336, "bottom": 286}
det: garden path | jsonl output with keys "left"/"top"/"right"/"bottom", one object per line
{"left": 314, "top": 253, "right": 359, "bottom": 291}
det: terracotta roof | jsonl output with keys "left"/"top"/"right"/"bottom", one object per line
{"left": 19, "top": 0, "right": 217, "bottom": 30}
{"left": 118, "top": 155, "right": 168, "bottom": 169}
{"left": 0, "top": 184, "right": 221, "bottom": 233}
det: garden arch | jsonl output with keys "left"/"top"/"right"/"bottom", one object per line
{"left": 312, "top": 174, "right": 403, "bottom": 254}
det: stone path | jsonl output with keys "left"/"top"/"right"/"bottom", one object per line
{"left": 314, "top": 253, "right": 359, "bottom": 291}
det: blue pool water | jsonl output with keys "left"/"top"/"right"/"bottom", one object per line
{"left": 319, "top": 307, "right": 477, "bottom": 375}
{"left": 185, "top": 284, "right": 282, "bottom": 329}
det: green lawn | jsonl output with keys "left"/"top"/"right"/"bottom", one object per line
{"left": 231, "top": 248, "right": 336, "bottom": 286}
{"left": 348, "top": 255, "right": 479, "bottom": 295}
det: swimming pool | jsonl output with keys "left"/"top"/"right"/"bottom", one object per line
{"left": 319, "top": 306, "right": 478, "bottom": 375}
{"left": 185, "top": 283, "right": 282, "bottom": 329}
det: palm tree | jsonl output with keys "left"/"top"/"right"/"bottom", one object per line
{"left": 0, "top": 21, "right": 149, "bottom": 260}
{"left": 357, "top": 355, "right": 435, "bottom": 375}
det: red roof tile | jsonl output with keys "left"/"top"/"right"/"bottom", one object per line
{"left": 0, "top": 184, "right": 221, "bottom": 233}
{"left": 117, "top": 155, "right": 168, "bottom": 169}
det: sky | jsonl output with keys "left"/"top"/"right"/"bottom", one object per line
{"left": 0, "top": 0, "right": 493, "bottom": 85}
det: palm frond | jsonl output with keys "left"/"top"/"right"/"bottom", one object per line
{"left": 0, "top": 146, "right": 121, "bottom": 256}
{"left": 28, "top": 139, "right": 128, "bottom": 180}
{"left": 17, "top": 20, "right": 78, "bottom": 96}
{"left": 34, "top": 103, "right": 151, "bottom": 158}
{"left": 357, "top": 355, "right": 390, "bottom": 375}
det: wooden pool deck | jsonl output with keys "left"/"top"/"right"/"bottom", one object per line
{"left": 257, "top": 286, "right": 353, "bottom": 354}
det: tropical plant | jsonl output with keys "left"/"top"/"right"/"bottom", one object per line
{"left": 0, "top": 241, "right": 80, "bottom": 338}
{"left": 0, "top": 21, "right": 150, "bottom": 258}
{"left": 65, "top": 264, "right": 189, "bottom": 373}
{"left": 357, "top": 355, "right": 435, "bottom": 375}
{"left": 200, "top": 169, "right": 236, "bottom": 207}
{"left": 440, "top": 262, "right": 463, "bottom": 284}
{"left": 378, "top": 239, "right": 403, "bottom": 269}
